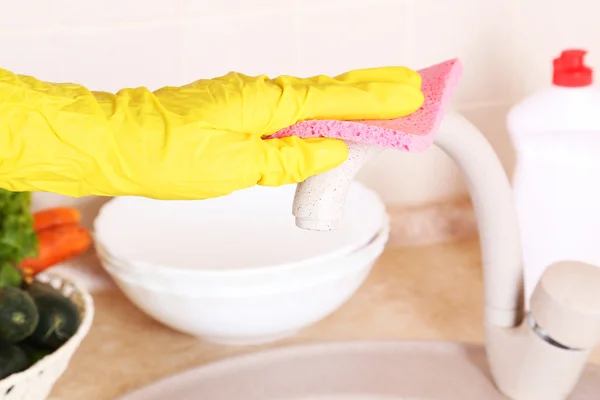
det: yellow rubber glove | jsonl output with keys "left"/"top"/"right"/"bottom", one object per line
{"left": 0, "top": 67, "right": 423, "bottom": 200}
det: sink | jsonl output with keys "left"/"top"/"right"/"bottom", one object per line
{"left": 117, "top": 341, "right": 600, "bottom": 400}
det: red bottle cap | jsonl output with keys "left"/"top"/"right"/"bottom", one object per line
{"left": 553, "top": 49, "right": 593, "bottom": 87}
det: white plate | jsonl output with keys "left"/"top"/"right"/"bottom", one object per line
{"left": 116, "top": 341, "right": 600, "bottom": 400}
{"left": 94, "top": 183, "right": 385, "bottom": 271}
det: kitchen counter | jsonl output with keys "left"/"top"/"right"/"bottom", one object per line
{"left": 49, "top": 238, "right": 600, "bottom": 399}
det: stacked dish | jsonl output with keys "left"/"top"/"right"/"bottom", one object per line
{"left": 94, "top": 183, "right": 389, "bottom": 345}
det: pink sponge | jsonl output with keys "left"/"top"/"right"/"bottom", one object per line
{"left": 268, "top": 59, "right": 462, "bottom": 152}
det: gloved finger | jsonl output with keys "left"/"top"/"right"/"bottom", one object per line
{"left": 333, "top": 66, "right": 422, "bottom": 87}
{"left": 152, "top": 68, "right": 423, "bottom": 137}
{"left": 257, "top": 136, "right": 349, "bottom": 186}
{"left": 259, "top": 70, "right": 424, "bottom": 134}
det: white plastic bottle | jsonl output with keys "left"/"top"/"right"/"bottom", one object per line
{"left": 508, "top": 49, "right": 600, "bottom": 307}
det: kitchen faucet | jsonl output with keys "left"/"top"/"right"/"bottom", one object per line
{"left": 291, "top": 113, "right": 600, "bottom": 400}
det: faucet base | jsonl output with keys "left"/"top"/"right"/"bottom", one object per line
{"left": 487, "top": 322, "right": 591, "bottom": 400}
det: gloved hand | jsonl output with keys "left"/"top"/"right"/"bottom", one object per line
{"left": 0, "top": 67, "right": 423, "bottom": 200}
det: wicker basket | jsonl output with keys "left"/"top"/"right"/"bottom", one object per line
{"left": 0, "top": 273, "right": 95, "bottom": 400}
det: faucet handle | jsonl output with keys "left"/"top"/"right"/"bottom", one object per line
{"left": 530, "top": 261, "right": 600, "bottom": 350}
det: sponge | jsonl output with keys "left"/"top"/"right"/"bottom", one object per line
{"left": 267, "top": 59, "right": 462, "bottom": 152}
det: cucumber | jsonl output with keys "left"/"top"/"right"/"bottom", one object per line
{"left": 19, "top": 342, "right": 53, "bottom": 365}
{"left": 0, "top": 287, "right": 39, "bottom": 343}
{"left": 0, "top": 342, "right": 30, "bottom": 379}
{"left": 26, "top": 281, "right": 62, "bottom": 297}
{"left": 28, "top": 286, "right": 80, "bottom": 350}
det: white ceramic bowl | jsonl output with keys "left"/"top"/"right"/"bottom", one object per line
{"left": 93, "top": 183, "right": 388, "bottom": 345}
{"left": 0, "top": 273, "right": 94, "bottom": 400}
{"left": 98, "top": 224, "right": 388, "bottom": 345}
{"left": 94, "top": 184, "right": 385, "bottom": 270}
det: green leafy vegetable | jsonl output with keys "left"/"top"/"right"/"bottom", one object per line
{"left": 0, "top": 190, "right": 37, "bottom": 287}
{"left": 0, "top": 262, "right": 23, "bottom": 287}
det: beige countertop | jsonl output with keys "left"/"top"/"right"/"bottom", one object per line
{"left": 49, "top": 238, "right": 600, "bottom": 399}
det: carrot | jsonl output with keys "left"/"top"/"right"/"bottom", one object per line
{"left": 33, "top": 207, "right": 81, "bottom": 232}
{"left": 20, "top": 224, "right": 92, "bottom": 276}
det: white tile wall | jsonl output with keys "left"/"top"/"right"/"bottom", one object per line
{"left": 409, "top": 0, "right": 518, "bottom": 105}
{"left": 514, "top": 0, "right": 600, "bottom": 98}
{"left": 292, "top": 3, "right": 412, "bottom": 77}
{"left": 180, "top": 13, "right": 297, "bottom": 79}
{"left": 0, "top": 0, "right": 598, "bottom": 213}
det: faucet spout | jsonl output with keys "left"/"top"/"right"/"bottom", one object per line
{"left": 433, "top": 119, "right": 524, "bottom": 327}
{"left": 292, "top": 113, "right": 600, "bottom": 399}
{"left": 293, "top": 142, "right": 383, "bottom": 231}
{"left": 294, "top": 115, "right": 524, "bottom": 327}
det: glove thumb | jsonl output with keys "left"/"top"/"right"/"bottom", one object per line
{"left": 257, "top": 137, "right": 348, "bottom": 186}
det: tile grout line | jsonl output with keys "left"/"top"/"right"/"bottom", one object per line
{"left": 509, "top": 0, "right": 523, "bottom": 102}
{"left": 454, "top": 101, "right": 512, "bottom": 111}
{"left": 404, "top": 0, "right": 417, "bottom": 66}
{"left": 174, "top": 0, "right": 189, "bottom": 82}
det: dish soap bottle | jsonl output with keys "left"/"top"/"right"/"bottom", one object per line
{"left": 508, "top": 49, "right": 600, "bottom": 307}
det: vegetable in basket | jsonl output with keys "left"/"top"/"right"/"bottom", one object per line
{"left": 0, "top": 191, "right": 87, "bottom": 380}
